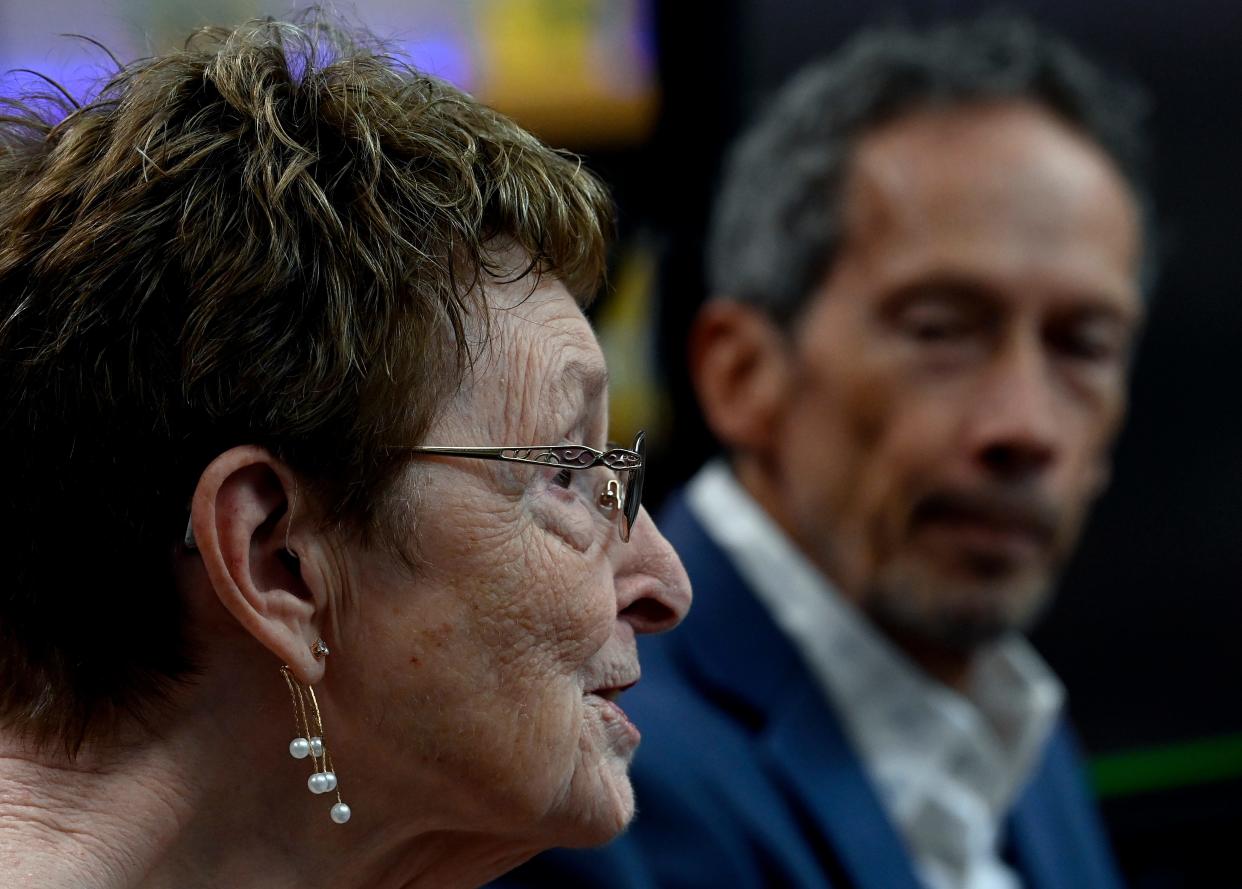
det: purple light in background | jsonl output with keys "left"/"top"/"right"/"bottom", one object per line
{"left": 0, "top": 55, "right": 118, "bottom": 111}
{"left": 0, "top": 4, "right": 137, "bottom": 106}
{"left": 633, "top": 0, "right": 657, "bottom": 76}
{"left": 0, "top": 35, "right": 475, "bottom": 105}
{"left": 397, "top": 33, "right": 473, "bottom": 90}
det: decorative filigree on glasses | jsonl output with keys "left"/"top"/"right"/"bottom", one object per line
{"left": 399, "top": 431, "right": 646, "bottom": 543}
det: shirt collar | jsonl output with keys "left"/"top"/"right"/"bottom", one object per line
{"left": 686, "top": 460, "right": 1065, "bottom": 855}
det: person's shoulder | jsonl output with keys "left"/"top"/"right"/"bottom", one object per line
{"left": 486, "top": 679, "right": 767, "bottom": 889}
{"left": 621, "top": 623, "right": 759, "bottom": 776}
{"left": 489, "top": 743, "right": 781, "bottom": 889}
{"left": 1005, "top": 719, "right": 1126, "bottom": 889}
{"left": 485, "top": 608, "right": 797, "bottom": 889}
{"left": 651, "top": 486, "right": 710, "bottom": 553}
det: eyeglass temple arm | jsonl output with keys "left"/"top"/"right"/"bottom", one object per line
{"left": 399, "top": 445, "right": 641, "bottom": 471}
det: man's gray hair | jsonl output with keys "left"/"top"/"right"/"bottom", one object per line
{"left": 707, "top": 15, "right": 1152, "bottom": 321}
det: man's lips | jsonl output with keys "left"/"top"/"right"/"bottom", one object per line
{"left": 911, "top": 490, "right": 1059, "bottom": 555}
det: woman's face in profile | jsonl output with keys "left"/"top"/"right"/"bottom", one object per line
{"left": 325, "top": 278, "right": 690, "bottom": 849}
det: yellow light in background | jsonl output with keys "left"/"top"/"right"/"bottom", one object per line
{"left": 596, "top": 236, "right": 670, "bottom": 447}
{"left": 25, "top": 0, "right": 661, "bottom": 148}
{"left": 474, "top": 0, "right": 658, "bottom": 146}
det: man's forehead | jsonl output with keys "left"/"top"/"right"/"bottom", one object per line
{"left": 846, "top": 103, "right": 1139, "bottom": 241}
{"left": 837, "top": 103, "right": 1142, "bottom": 310}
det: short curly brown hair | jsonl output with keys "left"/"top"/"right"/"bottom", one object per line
{"left": 0, "top": 17, "right": 614, "bottom": 752}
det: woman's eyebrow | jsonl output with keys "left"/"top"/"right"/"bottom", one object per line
{"left": 555, "top": 358, "right": 609, "bottom": 430}
{"left": 558, "top": 358, "right": 609, "bottom": 401}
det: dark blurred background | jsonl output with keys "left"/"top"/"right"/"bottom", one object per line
{"left": 3, "top": 1, "right": 1239, "bottom": 885}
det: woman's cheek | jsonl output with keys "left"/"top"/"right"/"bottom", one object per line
{"left": 529, "top": 487, "right": 597, "bottom": 553}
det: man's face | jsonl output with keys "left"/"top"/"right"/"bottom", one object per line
{"left": 771, "top": 101, "right": 1143, "bottom": 650}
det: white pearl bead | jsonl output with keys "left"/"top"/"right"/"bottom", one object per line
{"left": 309, "top": 737, "right": 324, "bottom": 757}
{"left": 330, "top": 802, "right": 351, "bottom": 824}
{"left": 288, "top": 738, "right": 310, "bottom": 759}
{"left": 322, "top": 771, "right": 337, "bottom": 792}
{"left": 308, "top": 772, "right": 330, "bottom": 794}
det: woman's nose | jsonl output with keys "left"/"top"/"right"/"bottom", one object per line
{"left": 614, "top": 506, "right": 692, "bottom": 634}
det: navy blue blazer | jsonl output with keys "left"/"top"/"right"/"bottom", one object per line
{"left": 494, "top": 491, "right": 1124, "bottom": 889}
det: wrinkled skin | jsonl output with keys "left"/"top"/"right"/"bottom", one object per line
{"left": 325, "top": 278, "right": 692, "bottom": 855}
{"left": 0, "top": 277, "right": 690, "bottom": 889}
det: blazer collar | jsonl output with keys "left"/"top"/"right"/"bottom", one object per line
{"left": 1004, "top": 726, "right": 1125, "bottom": 889}
{"left": 657, "top": 491, "right": 925, "bottom": 889}
{"left": 655, "top": 490, "right": 807, "bottom": 718}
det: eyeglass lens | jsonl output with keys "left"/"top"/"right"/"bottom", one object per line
{"left": 621, "top": 431, "right": 646, "bottom": 541}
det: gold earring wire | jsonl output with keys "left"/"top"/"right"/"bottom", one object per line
{"left": 281, "top": 665, "right": 351, "bottom": 824}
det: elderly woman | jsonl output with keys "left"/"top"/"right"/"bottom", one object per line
{"left": 0, "top": 18, "right": 690, "bottom": 889}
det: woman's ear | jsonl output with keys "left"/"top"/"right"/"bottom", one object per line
{"left": 189, "top": 446, "right": 325, "bottom": 684}
{"left": 688, "top": 300, "right": 793, "bottom": 456}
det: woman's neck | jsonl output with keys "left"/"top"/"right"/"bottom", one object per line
{"left": 0, "top": 730, "right": 199, "bottom": 888}
{"left": 0, "top": 658, "right": 535, "bottom": 889}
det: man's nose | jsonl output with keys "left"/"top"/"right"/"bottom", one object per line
{"left": 964, "top": 338, "right": 1060, "bottom": 481}
{"left": 614, "top": 506, "right": 692, "bottom": 634}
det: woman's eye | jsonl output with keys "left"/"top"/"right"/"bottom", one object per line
{"left": 552, "top": 468, "right": 574, "bottom": 489}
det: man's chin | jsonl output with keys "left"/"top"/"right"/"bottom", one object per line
{"left": 862, "top": 566, "right": 1054, "bottom": 654}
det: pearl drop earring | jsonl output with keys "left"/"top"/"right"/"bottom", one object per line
{"left": 281, "top": 645, "right": 352, "bottom": 825}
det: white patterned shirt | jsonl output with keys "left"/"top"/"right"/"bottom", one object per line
{"left": 687, "top": 461, "right": 1065, "bottom": 889}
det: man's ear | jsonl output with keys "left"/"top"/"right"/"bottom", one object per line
{"left": 189, "top": 446, "right": 324, "bottom": 684}
{"left": 688, "top": 300, "right": 793, "bottom": 455}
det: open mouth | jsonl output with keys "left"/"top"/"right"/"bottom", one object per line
{"left": 590, "top": 680, "right": 638, "bottom": 703}
{"left": 586, "top": 679, "right": 642, "bottom": 748}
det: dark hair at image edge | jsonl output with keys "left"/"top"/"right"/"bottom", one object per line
{"left": 0, "top": 16, "right": 614, "bottom": 753}
{"left": 708, "top": 14, "right": 1154, "bottom": 323}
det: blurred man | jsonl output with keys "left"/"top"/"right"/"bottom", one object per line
{"left": 498, "top": 16, "right": 1148, "bottom": 889}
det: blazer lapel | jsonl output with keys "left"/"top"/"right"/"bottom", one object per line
{"left": 762, "top": 676, "right": 926, "bottom": 889}
{"left": 657, "top": 493, "right": 924, "bottom": 889}
{"left": 1006, "top": 726, "right": 1125, "bottom": 889}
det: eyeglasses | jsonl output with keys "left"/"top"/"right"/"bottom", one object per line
{"left": 399, "top": 431, "right": 646, "bottom": 543}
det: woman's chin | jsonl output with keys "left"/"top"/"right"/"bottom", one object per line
{"left": 539, "top": 753, "right": 637, "bottom": 849}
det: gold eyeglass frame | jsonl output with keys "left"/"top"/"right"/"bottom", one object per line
{"left": 398, "top": 431, "right": 646, "bottom": 542}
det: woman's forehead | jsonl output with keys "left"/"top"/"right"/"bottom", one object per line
{"left": 449, "top": 280, "right": 607, "bottom": 441}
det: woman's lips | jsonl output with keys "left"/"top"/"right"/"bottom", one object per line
{"left": 596, "top": 695, "right": 640, "bottom": 744}
{"left": 593, "top": 680, "right": 638, "bottom": 703}
{"left": 587, "top": 683, "right": 641, "bottom": 748}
